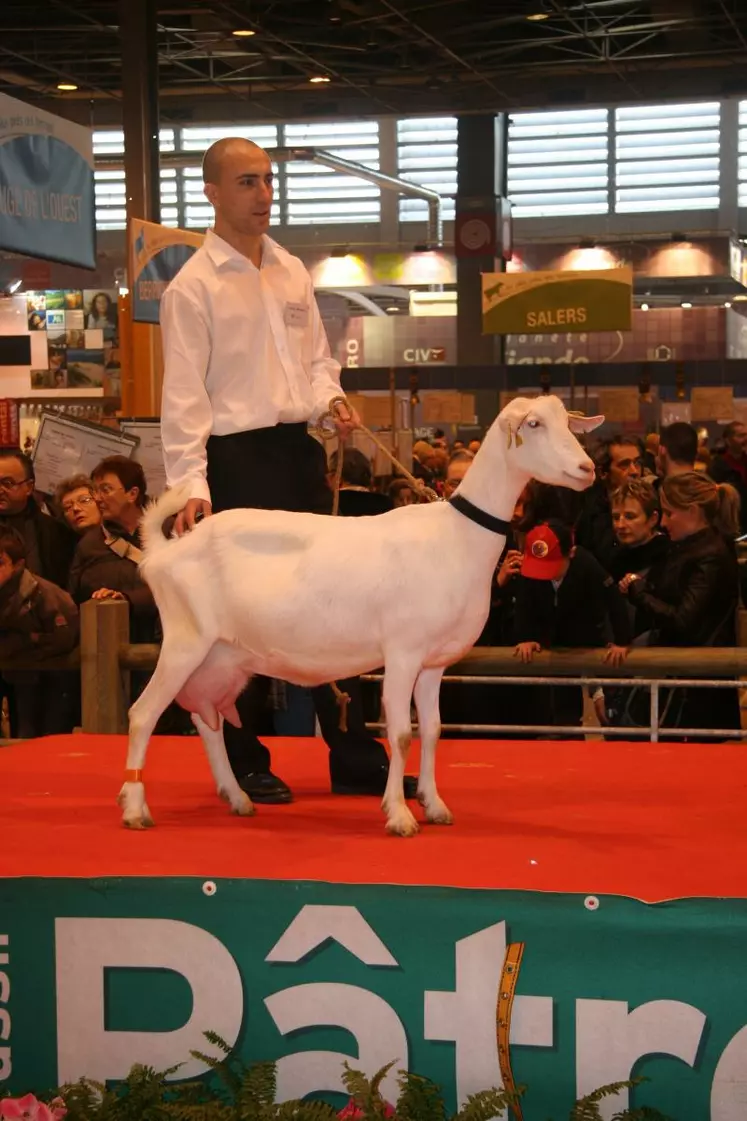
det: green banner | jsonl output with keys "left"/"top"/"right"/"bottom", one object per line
{"left": 2, "top": 877, "right": 747, "bottom": 1119}
{"left": 482, "top": 267, "right": 633, "bottom": 335}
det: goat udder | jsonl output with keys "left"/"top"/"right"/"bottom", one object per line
{"left": 175, "top": 662, "right": 249, "bottom": 730}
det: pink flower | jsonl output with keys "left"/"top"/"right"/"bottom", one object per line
{"left": 338, "top": 1100, "right": 395, "bottom": 1120}
{"left": 0, "top": 1096, "right": 66, "bottom": 1121}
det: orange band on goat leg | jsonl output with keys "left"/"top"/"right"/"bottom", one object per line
{"left": 124, "top": 769, "right": 144, "bottom": 783}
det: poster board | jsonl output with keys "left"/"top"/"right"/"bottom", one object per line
{"left": 422, "top": 392, "right": 476, "bottom": 425}
{"left": 597, "top": 387, "right": 640, "bottom": 424}
{"left": 31, "top": 410, "right": 139, "bottom": 496}
{"left": 119, "top": 418, "right": 166, "bottom": 497}
{"left": 691, "top": 387, "right": 734, "bottom": 422}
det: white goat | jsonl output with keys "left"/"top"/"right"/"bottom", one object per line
{"left": 120, "top": 394, "right": 602, "bottom": 836}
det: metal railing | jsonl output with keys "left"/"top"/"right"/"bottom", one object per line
{"left": 2, "top": 600, "right": 745, "bottom": 740}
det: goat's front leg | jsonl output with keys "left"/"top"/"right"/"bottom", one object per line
{"left": 191, "top": 713, "right": 255, "bottom": 817}
{"left": 413, "top": 666, "right": 452, "bottom": 825}
{"left": 381, "top": 659, "right": 421, "bottom": 837}
{"left": 119, "top": 638, "right": 207, "bottom": 829}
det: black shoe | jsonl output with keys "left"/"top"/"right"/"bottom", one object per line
{"left": 238, "top": 772, "right": 293, "bottom": 804}
{"left": 331, "top": 767, "right": 419, "bottom": 799}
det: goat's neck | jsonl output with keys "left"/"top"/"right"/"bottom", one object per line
{"left": 455, "top": 427, "right": 528, "bottom": 528}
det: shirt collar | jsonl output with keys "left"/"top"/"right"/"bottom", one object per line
{"left": 204, "top": 228, "right": 277, "bottom": 271}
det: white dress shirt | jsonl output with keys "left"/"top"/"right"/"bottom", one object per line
{"left": 160, "top": 228, "right": 343, "bottom": 502}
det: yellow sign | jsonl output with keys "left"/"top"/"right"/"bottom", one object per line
{"left": 482, "top": 267, "right": 633, "bottom": 335}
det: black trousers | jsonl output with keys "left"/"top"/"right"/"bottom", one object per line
{"left": 206, "top": 423, "right": 387, "bottom": 779}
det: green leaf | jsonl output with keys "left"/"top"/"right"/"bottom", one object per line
{"left": 396, "top": 1070, "right": 447, "bottom": 1121}
{"left": 452, "top": 1087, "right": 526, "bottom": 1121}
{"left": 570, "top": 1080, "right": 643, "bottom": 1121}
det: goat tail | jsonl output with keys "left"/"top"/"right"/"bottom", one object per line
{"left": 139, "top": 481, "right": 193, "bottom": 558}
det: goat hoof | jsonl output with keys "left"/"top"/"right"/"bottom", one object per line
{"left": 122, "top": 816, "right": 148, "bottom": 830}
{"left": 425, "top": 807, "right": 454, "bottom": 826}
{"left": 231, "top": 795, "right": 255, "bottom": 817}
{"left": 385, "top": 807, "right": 420, "bottom": 837}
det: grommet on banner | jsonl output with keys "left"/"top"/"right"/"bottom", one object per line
{"left": 202, "top": 881, "right": 217, "bottom": 897}
{"left": 584, "top": 895, "right": 600, "bottom": 911}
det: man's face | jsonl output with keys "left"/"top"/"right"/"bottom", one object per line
{"left": 443, "top": 459, "right": 472, "bottom": 499}
{"left": 204, "top": 144, "right": 274, "bottom": 239}
{"left": 0, "top": 457, "right": 34, "bottom": 515}
{"left": 607, "top": 443, "right": 642, "bottom": 490}
{"left": 726, "top": 424, "right": 747, "bottom": 458}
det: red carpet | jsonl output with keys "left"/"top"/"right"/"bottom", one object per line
{"left": 1, "top": 734, "right": 746, "bottom": 902}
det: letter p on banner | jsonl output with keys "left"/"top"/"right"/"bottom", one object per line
{"left": 55, "top": 918, "right": 243, "bottom": 1084}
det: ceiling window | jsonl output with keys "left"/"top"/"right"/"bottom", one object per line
{"left": 284, "top": 121, "right": 381, "bottom": 225}
{"left": 508, "top": 109, "right": 609, "bottom": 218}
{"left": 615, "top": 102, "right": 720, "bottom": 212}
{"left": 397, "top": 117, "right": 457, "bottom": 223}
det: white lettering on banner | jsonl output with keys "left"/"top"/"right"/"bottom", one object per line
{"left": 0, "top": 934, "right": 9, "bottom": 1082}
{"left": 575, "top": 999, "right": 706, "bottom": 1120}
{"left": 0, "top": 186, "right": 23, "bottom": 217}
{"left": 424, "top": 922, "right": 553, "bottom": 1109}
{"left": 711, "top": 1025, "right": 747, "bottom": 1118}
{"left": 39, "top": 192, "right": 82, "bottom": 224}
{"left": 266, "top": 983, "right": 407, "bottom": 1102}
{"left": 403, "top": 348, "right": 447, "bottom": 363}
{"left": 54, "top": 918, "right": 243, "bottom": 1085}
{"left": 346, "top": 338, "right": 359, "bottom": 369}
{"left": 266, "top": 905, "right": 398, "bottom": 966}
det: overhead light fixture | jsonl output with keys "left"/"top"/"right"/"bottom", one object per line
{"left": 330, "top": 245, "right": 350, "bottom": 257}
{"left": 309, "top": 75, "right": 331, "bottom": 84}
{"left": 232, "top": 29, "right": 256, "bottom": 37}
{"left": 385, "top": 306, "right": 400, "bottom": 313}
{"left": 526, "top": 11, "right": 550, "bottom": 20}
{"left": 670, "top": 231, "right": 689, "bottom": 243}
{"left": 414, "top": 243, "right": 434, "bottom": 252}
{"left": 578, "top": 238, "right": 597, "bottom": 249}
{"left": 57, "top": 82, "right": 78, "bottom": 91}
{"left": 681, "top": 301, "right": 693, "bottom": 309}
{"left": 725, "top": 301, "right": 733, "bottom": 308}
{"left": 640, "top": 302, "right": 649, "bottom": 311}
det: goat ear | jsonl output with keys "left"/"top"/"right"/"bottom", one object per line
{"left": 568, "top": 412, "right": 605, "bottom": 434}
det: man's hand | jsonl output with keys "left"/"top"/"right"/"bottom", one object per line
{"left": 497, "top": 549, "right": 523, "bottom": 588}
{"left": 333, "top": 400, "right": 360, "bottom": 441}
{"left": 514, "top": 641, "right": 541, "bottom": 663}
{"left": 174, "top": 498, "right": 213, "bottom": 537}
{"left": 604, "top": 643, "right": 629, "bottom": 667}
{"left": 91, "top": 588, "right": 126, "bottom": 601}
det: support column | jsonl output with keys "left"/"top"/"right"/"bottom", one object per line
{"left": 120, "top": 0, "right": 160, "bottom": 225}
{"left": 455, "top": 114, "right": 508, "bottom": 369}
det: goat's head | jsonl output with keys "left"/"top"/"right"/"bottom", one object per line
{"left": 496, "top": 395, "right": 602, "bottom": 491}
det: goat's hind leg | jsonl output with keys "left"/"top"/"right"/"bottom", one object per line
{"left": 192, "top": 713, "right": 255, "bottom": 817}
{"left": 413, "top": 666, "right": 452, "bottom": 825}
{"left": 120, "top": 638, "right": 208, "bottom": 829}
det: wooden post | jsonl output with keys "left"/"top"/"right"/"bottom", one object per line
{"left": 81, "top": 600, "right": 131, "bottom": 734}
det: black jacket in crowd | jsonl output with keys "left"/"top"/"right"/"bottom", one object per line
{"left": 627, "top": 528, "right": 738, "bottom": 647}
{"left": 709, "top": 452, "right": 747, "bottom": 533}
{"left": 626, "top": 527, "right": 741, "bottom": 734}
{"left": 575, "top": 482, "right": 619, "bottom": 573}
{"left": 0, "top": 501, "right": 76, "bottom": 589}
{"left": 514, "top": 546, "right": 632, "bottom": 650}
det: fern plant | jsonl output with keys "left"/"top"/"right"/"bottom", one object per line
{"left": 32, "top": 1036, "right": 676, "bottom": 1121}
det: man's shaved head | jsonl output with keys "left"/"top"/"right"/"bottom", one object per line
{"left": 202, "top": 137, "right": 265, "bottom": 185}
{"left": 202, "top": 137, "right": 274, "bottom": 243}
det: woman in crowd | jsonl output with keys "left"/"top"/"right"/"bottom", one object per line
{"left": 86, "top": 292, "right": 116, "bottom": 331}
{"left": 621, "top": 472, "right": 741, "bottom": 737}
{"left": 55, "top": 475, "right": 102, "bottom": 536}
{"left": 609, "top": 478, "right": 669, "bottom": 589}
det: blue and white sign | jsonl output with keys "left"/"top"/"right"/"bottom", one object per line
{"left": 0, "top": 93, "right": 95, "bottom": 269}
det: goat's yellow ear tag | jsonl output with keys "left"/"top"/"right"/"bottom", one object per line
{"left": 515, "top": 430, "right": 524, "bottom": 448}
{"left": 507, "top": 424, "right": 513, "bottom": 450}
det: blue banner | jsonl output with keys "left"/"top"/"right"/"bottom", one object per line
{"left": 130, "top": 218, "right": 204, "bottom": 323}
{"left": 0, "top": 93, "right": 95, "bottom": 269}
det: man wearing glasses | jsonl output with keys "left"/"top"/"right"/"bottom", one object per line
{"left": 0, "top": 450, "right": 75, "bottom": 588}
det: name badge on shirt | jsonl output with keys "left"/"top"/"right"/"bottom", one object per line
{"left": 284, "top": 301, "right": 309, "bottom": 328}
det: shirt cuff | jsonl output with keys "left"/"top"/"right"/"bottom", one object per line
{"left": 184, "top": 476, "right": 212, "bottom": 504}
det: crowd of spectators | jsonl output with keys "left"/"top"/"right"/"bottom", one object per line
{"left": 0, "top": 410, "right": 743, "bottom": 743}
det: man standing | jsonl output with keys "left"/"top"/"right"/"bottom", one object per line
{"left": 160, "top": 137, "right": 411, "bottom": 804}
{"left": 710, "top": 421, "right": 747, "bottom": 532}
{"left": 656, "top": 422, "right": 697, "bottom": 479}
{"left": 576, "top": 435, "right": 644, "bottom": 571}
